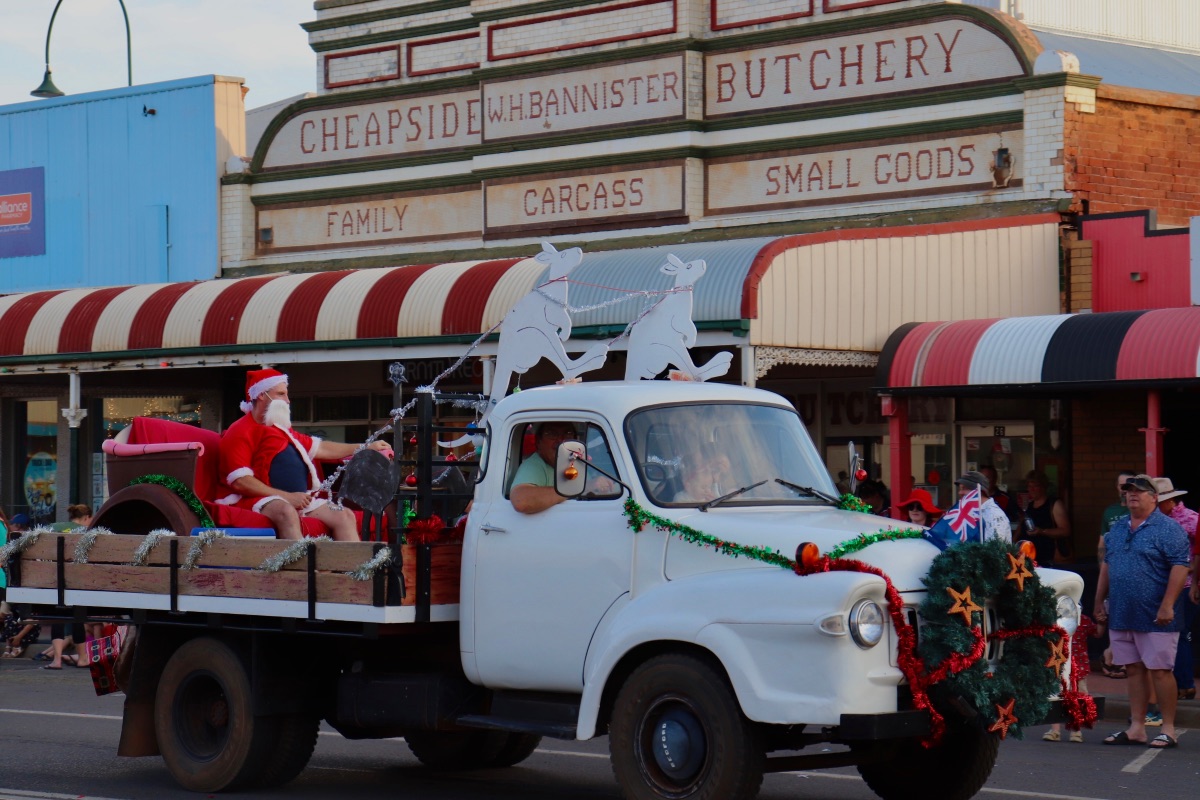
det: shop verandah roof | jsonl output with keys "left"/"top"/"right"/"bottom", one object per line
{"left": 0, "top": 239, "right": 771, "bottom": 373}
{"left": 876, "top": 307, "right": 1200, "bottom": 394}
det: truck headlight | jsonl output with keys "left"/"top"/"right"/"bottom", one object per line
{"left": 1056, "top": 595, "right": 1080, "bottom": 636}
{"left": 849, "top": 599, "right": 885, "bottom": 649}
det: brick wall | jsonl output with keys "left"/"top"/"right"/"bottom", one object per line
{"left": 1063, "top": 231, "right": 1092, "bottom": 313}
{"left": 1066, "top": 85, "right": 1200, "bottom": 226}
{"left": 1069, "top": 392, "right": 1145, "bottom": 557}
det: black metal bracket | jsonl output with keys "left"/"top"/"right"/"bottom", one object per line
{"left": 169, "top": 537, "right": 179, "bottom": 614}
{"left": 56, "top": 535, "right": 66, "bottom": 607}
{"left": 307, "top": 542, "right": 317, "bottom": 621}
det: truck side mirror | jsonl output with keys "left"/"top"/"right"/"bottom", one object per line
{"left": 556, "top": 440, "right": 587, "bottom": 497}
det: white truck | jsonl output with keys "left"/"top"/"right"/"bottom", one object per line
{"left": 4, "top": 379, "right": 1088, "bottom": 800}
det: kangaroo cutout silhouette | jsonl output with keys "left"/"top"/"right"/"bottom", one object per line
{"left": 624, "top": 254, "right": 733, "bottom": 382}
{"left": 439, "top": 242, "right": 609, "bottom": 447}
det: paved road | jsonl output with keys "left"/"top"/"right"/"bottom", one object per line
{"left": 0, "top": 658, "right": 1193, "bottom": 800}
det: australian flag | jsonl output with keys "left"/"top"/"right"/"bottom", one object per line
{"left": 925, "top": 487, "right": 983, "bottom": 551}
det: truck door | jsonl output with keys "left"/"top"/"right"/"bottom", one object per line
{"left": 471, "top": 418, "right": 631, "bottom": 692}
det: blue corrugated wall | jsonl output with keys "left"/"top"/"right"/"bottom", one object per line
{"left": 0, "top": 76, "right": 223, "bottom": 291}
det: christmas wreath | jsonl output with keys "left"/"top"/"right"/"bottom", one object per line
{"left": 916, "top": 538, "right": 1091, "bottom": 740}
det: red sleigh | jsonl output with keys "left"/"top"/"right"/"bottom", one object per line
{"left": 93, "top": 417, "right": 332, "bottom": 537}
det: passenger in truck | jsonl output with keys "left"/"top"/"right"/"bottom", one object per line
{"left": 218, "top": 369, "right": 391, "bottom": 541}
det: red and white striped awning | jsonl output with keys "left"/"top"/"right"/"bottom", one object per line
{"left": 0, "top": 258, "right": 538, "bottom": 362}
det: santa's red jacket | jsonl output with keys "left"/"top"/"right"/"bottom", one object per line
{"left": 218, "top": 413, "right": 322, "bottom": 512}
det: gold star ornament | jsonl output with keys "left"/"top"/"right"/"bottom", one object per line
{"left": 1045, "top": 637, "right": 1068, "bottom": 672}
{"left": 946, "top": 585, "right": 982, "bottom": 626}
{"left": 1005, "top": 551, "right": 1034, "bottom": 592}
{"left": 987, "top": 698, "right": 1018, "bottom": 739}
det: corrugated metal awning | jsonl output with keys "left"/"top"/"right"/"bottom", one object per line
{"left": 877, "top": 308, "right": 1200, "bottom": 393}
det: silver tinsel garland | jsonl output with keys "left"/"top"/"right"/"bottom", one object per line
{"left": 181, "top": 529, "right": 227, "bottom": 571}
{"left": 128, "top": 529, "right": 177, "bottom": 567}
{"left": 73, "top": 526, "right": 115, "bottom": 564}
{"left": 0, "top": 528, "right": 48, "bottom": 569}
{"left": 256, "top": 535, "right": 332, "bottom": 573}
{"left": 348, "top": 547, "right": 393, "bottom": 581}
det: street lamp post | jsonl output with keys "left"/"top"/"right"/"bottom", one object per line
{"left": 31, "top": 0, "right": 132, "bottom": 99}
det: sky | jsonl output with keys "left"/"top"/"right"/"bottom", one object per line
{"left": 1, "top": 0, "right": 317, "bottom": 110}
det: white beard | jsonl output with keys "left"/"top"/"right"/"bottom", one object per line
{"left": 264, "top": 398, "right": 293, "bottom": 428}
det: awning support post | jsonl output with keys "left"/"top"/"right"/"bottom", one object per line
{"left": 1140, "top": 389, "right": 1166, "bottom": 476}
{"left": 882, "top": 395, "right": 910, "bottom": 521}
{"left": 61, "top": 371, "right": 88, "bottom": 505}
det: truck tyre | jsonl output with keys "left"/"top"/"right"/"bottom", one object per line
{"left": 154, "top": 638, "right": 277, "bottom": 792}
{"left": 405, "top": 730, "right": 507, "bottom": 770}
{"left": 854, "top": 715, "right": 1000, "bottom": 800}
{"left": 252, "top": 713, "right": 320, "bottom": 788}
{"left": 609, "top": 654, "right": 764, "bottom": 800}
{"left": 484, "top": 733, "right": 542, "bottom": 768}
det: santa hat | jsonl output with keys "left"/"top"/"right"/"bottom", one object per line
{"left": 240, "top": 368, "right": 288, "bottom": 414}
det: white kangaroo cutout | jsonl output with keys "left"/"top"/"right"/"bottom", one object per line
{"left": 624, "top": 254, "right": 733, "bottom": 382}
{"left": 439, "top": 242, "right": 609, "bottom": 447}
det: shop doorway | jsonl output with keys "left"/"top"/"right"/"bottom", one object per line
{"left": 10, "top": 399, "right": 60, "bottom": 524}
{"left": 959, "top": 423, "right": 1034, "bottom": 503}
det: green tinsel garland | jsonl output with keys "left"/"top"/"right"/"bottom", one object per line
{"left": 837, "top": 494, "right": 873, "bottom": 513}
{"left": 624, "top": 499, "right": 795, "bottom": 570}
{"left": 917, "top": 538, "right": 1060, "bottom": 739}
{"left": 823, "top": 528, "right": 926, "bottom": 560}
{"left": 130, "top": 474, "right": 215, "bottom": 528}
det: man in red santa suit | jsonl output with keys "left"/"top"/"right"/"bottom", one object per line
{"left": 219, "top": 369, "right": 389, "bottom": 541}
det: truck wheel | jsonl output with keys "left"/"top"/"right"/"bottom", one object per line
{"left": 154, "top": 638, "right": 277, "bottom": 792}
{"left": 252, "top": 713, "right": 320, "bottom": 788}
{"left": 609, "top": 654, "right": 764, "bottom": 800}
{"left": 854, "top": 715, "right": 999, "bottom": 800}
{"left": 405, "top": 730, "right": 507, "bottom": 770}
{"left": 484, "top": 733, "right": 542, "bottom": 768}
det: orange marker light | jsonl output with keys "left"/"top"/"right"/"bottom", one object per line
{"left": 1018, "top": 540, "right": 1037, "bottom": 563}
{"left": 797, "top": 542, "right": 821, "bottom": 570}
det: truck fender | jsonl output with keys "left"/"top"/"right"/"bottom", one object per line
{"left": 577, "top": 567, "right": 887, "bottom": 738}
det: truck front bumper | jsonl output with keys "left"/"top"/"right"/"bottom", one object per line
{"left": 835, "top": 695, "right": 1105, "bottom": 741}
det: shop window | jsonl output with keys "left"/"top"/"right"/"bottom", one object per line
{"left": 103, "top": 397, "right": 202, "bottom": 437}
{"left": 19, "top": 400, "right": 59, "bottom": 523}
{"left": 313, "top": 394, "right": 369, "bottom": 421}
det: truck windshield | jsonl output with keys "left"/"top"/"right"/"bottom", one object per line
{"left": 626, "top": 403, "right": 836, "bottom": 508}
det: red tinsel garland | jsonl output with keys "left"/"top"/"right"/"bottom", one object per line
{"left": 404, "top": 514, "right": 448, "bottom": 545}
{"left": 796, "top": 555, "right": 986, "bottom": 746}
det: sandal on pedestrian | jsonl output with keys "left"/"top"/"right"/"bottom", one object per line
{"left": 0, "top": 647, "right": 14, "bottom": 658}
{"left": 1069, "top": 731, "right": 1084, "bottom": 743}
{"left": 1103, "top": 731, "right": 1144, "bottom": 746}
{"left": 1041, "top": 729, "right": 1061, "bottom": 741}
{"left": 1179, "top": 687, "right": 1196, "bottom": 700}
{"left": 1148, "top": 734, "right": 1177, "bottom": 749}
{"left": 41, "top": 664, "right": 62, "bottom": 670}
{"left": 33, "top": 650, "right": 53, "bottom": 662}
{"left": 1101, "top": 664, "right": 1127, "bottom": 679}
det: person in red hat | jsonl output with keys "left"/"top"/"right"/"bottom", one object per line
{"left": 218, "top": 368, "right": 390, "bottom": 540}
{"left": 895, "top": 487, "right": 942, "bottom": 527}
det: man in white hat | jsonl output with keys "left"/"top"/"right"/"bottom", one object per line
{"left": 1154, "top": 477, "right": 1197, "bottom": 701}
{"left": 219, "top": 369, "right": 390, "bottom": 541}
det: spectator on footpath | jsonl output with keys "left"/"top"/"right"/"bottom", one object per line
{"left": 1020, "top": 471, "right": 1071, "bottom": 564}
{"left": 0, "top": 507, "right": 9, "bottom": 604}
{"left": 49, "top": 504, "right": 93, "bottom": 532}
{"left": 1153, "top": 477, "right": 1197, "bottom": 701}
{"left": 1, "top": 602, "right": 41, "bottom": 658}
{"left": 1098, "top": 471, "right": 1136, "bottom": 678}
{"left": 896, "top": 488, "right": 941, "bottom": 528}
{"left": 980, "top": 465, "right": 1018, "bottom": 528}
{"left": 1095, "top": 474, "right": 1191, "bottom": 749}
{"left": 954, "top": 471, "right": 1011, "bottom": 543}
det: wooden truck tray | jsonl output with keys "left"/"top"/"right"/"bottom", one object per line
{"left": 4, "top": 531, "right": 461, "bottom": 624}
